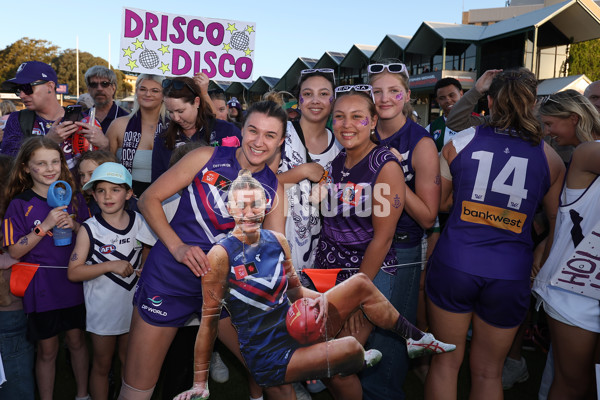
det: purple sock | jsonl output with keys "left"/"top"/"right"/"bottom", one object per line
{"left": 395, "top": 315, "right": 424, "bottom": 340}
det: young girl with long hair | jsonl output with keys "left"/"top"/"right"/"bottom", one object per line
{"left": 424, "top": 69, "right": 565, "bottom": 400}
{"left": 360, "top": 61, "right": 441, "bottom": 399}
{"left": 533, "top": 89, "right": 600, "bottom": 399}
{"left": 1, "top": 137, "right": 91, "bottom": 400}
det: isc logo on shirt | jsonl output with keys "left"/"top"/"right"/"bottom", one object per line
{"left": 100, "top": 244, "right": 116, "bottom": 254}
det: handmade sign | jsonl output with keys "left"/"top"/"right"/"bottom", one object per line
{"left": 119, "top": 7, "right": 256, "bottom": 82}
{"left": 551, "top": 222, "right": 600, "bottom": 300}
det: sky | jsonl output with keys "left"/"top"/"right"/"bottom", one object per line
{"left": 1, "top": 0, "right": 506, "bottom": 79}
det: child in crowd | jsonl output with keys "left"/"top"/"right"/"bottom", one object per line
{"left": 68, "top": 162, "right": 144, "bottom": 400}
{"left": 0, "top": 154, "right": 35, "bottom": 400}
{"left": 1, "top": 137, "right": 90, "bottom": 400}
{"left": 78, "top": 150, "right": 138, "bottom": 215}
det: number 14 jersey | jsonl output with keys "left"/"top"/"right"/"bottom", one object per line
{"left": 431, "top": 126, "right": 550, "bottom": 280}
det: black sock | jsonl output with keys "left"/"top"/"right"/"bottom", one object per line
{"left": 395, "top": 315, "right": 424, "bottom": 340}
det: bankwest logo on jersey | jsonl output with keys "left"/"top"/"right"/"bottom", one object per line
{"left": 460, "top": 200, "right": 527, "bottom": 234}
{"left": 202, "top": 171, "right": 231, "bottom": 191}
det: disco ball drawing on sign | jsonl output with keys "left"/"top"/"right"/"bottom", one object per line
{"left": 230, "top": 31, "right": 250, "bottom": 51}
{"left": 139, "top": 48, "right": 160, "bottom": 69}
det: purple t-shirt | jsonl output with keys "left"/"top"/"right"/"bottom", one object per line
{"left": 314, "top": 146, "right": 401, "bottom": 270}
{"left": 3, "top": 190, "right": 90, "bottom": 313}
{"left": 375, "top": 118, "right": 432, "bottom": 247}
{"left": 430, "top": 126, "right": 550, "bottom": 280}
{"left": 1, "top": 111, "right": 78, "bottom": 169}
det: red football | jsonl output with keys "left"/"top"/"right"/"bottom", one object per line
{"left": 286, "top": 298, "right": 323, "bottom": 345}
{"left": 72, "top": 116, "right": 101, "bottom": 155}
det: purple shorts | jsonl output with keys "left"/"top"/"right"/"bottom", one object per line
{"left": 425, "top": 261, "right": 530, "bottom": 328}
{"left": 134, "top": 278, "right": 230, "bottom": 327}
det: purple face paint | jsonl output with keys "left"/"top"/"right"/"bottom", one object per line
{"left": 360, "top": 117, "right": 369, "bottom": 126}
{"left": 332, "top": 118, "right": 338, "bottom": 125}
{"left": 299, "top": 96, "right": 304, "bottom": 104}
{"left": 396, "top": 92, "right": 404, "bottom": 101}
{"left": 329, "top": 96, "right": 334, "bottom": 103}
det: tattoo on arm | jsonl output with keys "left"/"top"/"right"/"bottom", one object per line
{"left": 434, "top": 175, "right": 441, "bottom": 185}
{"left": 19, "top": 236, "right": 28, "bottom": 246}
{"left": 392, "top": 194, "right": 402, "bottom": 209}
{"left": 70, "top": 253, "right": 79, "bottom": 262}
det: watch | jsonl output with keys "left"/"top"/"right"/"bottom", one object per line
{"left": 34, "top": 225, "right": 51, "bottom": 237}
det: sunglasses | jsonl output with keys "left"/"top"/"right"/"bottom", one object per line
{"left": 300, "top": 68, "right": 336, "bottom": 80}
{"left": 368, "top": 63, "right": 409, "bottom": 79}
{"left": 162, "top": 79, "right": 198, "bottom": 97}
{"left": 539, "top": 95, "right": 560, "bottom": 106}
{"left": 334, "top": 85, "right": 375, "bottom": 102}
{"left": 88, "top": 81, "right": 112, "bottom": 89}
{"left": 14, "top": 80, "right": 48, "bottom": 96}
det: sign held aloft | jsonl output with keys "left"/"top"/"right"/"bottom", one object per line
{"left": 119, "top": 7, "right": 255, "bottom": 82}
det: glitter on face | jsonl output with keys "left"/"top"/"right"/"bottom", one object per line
{"left": 360, "top": 117, "right": 369, "bottom": 126}
{"left": 396, "top": 93, "right": 404, "bottom": 101}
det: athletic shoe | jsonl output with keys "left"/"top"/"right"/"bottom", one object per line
{"left": 364, "top": 349, "right": 383, "bottom": 368}
{"left": 210, "top": 352, "right": 230, "bottom": 383}
{"left": 292, "top": 382, "right": 312, "bottom": 400}
{"left": 406, "top": 333, "right": 456, "bottom": 359}
{"left": 502, "top": 357, "right": 528, "bottom": 389}
{"left": 306, "top": 379, "right": 327, "bottom": 393}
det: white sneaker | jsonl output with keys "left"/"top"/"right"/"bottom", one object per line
{"left": 406, "top": 333, "right": 456, "bottom": 359}
{"left": 292, "top": 382, "right": 312, "bottom": 400}
{"left": 364, "top": 349, "right": 382, "bottom": 368}
{"left": 502, "top": 357, "right": 528, "bottom": 389}
{"left": 306, "top": 379, "right": 327, "bottom": 393}
{"left": 210, "top": 351, "right": 230, "bottom": 383}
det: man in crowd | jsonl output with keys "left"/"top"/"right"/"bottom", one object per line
{"left": 84, "top": 65, "right": 129, "bottom": 133}
{"left": 1, "top": 61, "right": 105, "bottom": 164}
{"left": 427, "top": 78, "right": 475, "bottom": 152}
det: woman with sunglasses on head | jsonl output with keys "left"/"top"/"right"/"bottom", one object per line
{"left": 532, "top": 90, "right": 600, "bottom": 399}
{"left": 355, "top": 61, "right": 440, "bottom": 399}
{"left": 151, "top": 77, "right": 242, "bottom": 182}
{"left": 312, "top": 85, "right": 455, "bottom": 399}
{"left": 107, "top": 74, "right": 167, "bottom": 197}
{"left": 423, "top": 69, "right": 565, "bottom": 400}
{"left": 117, "top": 95, "right": 286, "bottom": 400}
{"left": 273, "top": 68, "right": 342, "bottom": 285}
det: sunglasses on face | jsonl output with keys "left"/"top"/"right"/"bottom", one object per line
{"left": 88, "top": 81, "right": 112, "bottom": 89}
{"left": 14, "top": 80, "right": 48, "bottom": 96}
{"left": 334, "top": 85, "right": 375, "bottom": 102}
{"left": 368, "top": 63, "right": 409, "bottom": 79}
{"left": 162, "top": 79, "right": 198, "bottom": 97}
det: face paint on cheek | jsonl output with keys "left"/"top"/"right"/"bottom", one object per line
{"left": 396, "top": 92, "right": 404, "bottom": 101}
{"left": 329, "top": 96, "right": 334, "bottom": 104}
{"left": 332, "top": 118, "right": 338, "bottom": 126}
{"left": 299, "top": 96, "right": 304, "bottom": 105}
{"left": 360, "top": 117, "right": 369, "bottom": 127}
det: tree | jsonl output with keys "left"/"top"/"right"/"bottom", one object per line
{"left": 568, "top": 39, "right": 600, "bottom": 82}
{"left": 0, "top": 37, "right": 60, "bottom": 84}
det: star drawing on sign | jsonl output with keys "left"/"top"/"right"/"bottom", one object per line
{"left": 133, "top": 38, "right": 144, "bottom": 49}
{"left": 126, "top": 58, "right": 138, "bottom": 71}
{"left": 244, "top": 48, "right": 253, "bottom": 56}
{"left": 158, "top": 44, "right": 170, "bottom": 55}
{"left": 159, "top": 62, "right": 170, "bottom": 74}
{"left": 122, "top": 47, "right": 134, "bottom": 57}
{"left": 226, "top": 23, "right": 237, "bottom": 33}
{"left": 222, "top": 43, "right": 232, "bottom": 53}
{"left": 245, "top": 25, "right": 255, "bottom": 34}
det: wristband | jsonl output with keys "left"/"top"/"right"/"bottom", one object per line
{"left": 34, "top": 226, "right": 52, "bottom": 237}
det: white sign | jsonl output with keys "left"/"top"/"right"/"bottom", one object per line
{"left": 119, "top": 7, "right": 256, "bottom": 82}
{"left": 551, "top": 222, "right": 600, "bottom": 300}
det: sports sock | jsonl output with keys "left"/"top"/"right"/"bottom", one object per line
{"left": 394, "top": 314, "right": 424, "bottom": 340}
{"left": 117, "top": 379, "right": 155, "bottom": 400}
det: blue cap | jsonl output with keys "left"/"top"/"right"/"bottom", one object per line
{"left": 82, "top": 162, "right": 133, "bottom": 191}
{"left": 2, "top": 61, "right": 58, "bottom": 89}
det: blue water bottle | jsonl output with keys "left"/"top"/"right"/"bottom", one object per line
{"left": 47, "top": 181, "right": 73, "bottom": 246}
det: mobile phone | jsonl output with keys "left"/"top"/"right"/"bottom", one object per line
{"left": 64, "top": 105, "right": 83, "bottom": 122}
